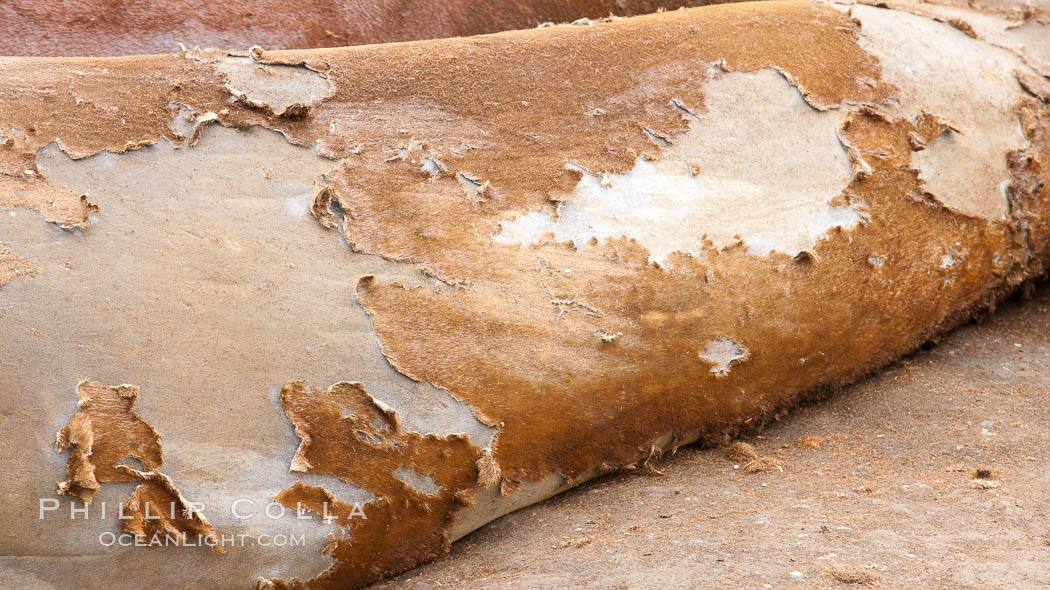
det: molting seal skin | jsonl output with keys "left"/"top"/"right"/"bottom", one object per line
{"left": 2, "top": 1, "right": 1049, "bottom": 588}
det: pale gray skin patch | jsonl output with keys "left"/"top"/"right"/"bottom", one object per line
{"left": 0, "top": 124, "right": 492, "bottom": 587}
{"left": 495, "top": 68, "right": 861, "bottom": 264}
{"left": 852, "top": 4, "right": 1034, "bottom": 220}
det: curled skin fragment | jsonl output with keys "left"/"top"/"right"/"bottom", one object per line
{"left": 1018, "top": 69, "right": 1050, "bottom": 103}
{"left": 55, "top": 380, "right": 163, "bottom": 502}
{"left": 0, "top": 176, "right": 98, "bottom": 230}
{"left": 309, "top": 181, "right": 342, "bottom": 231}
{"left": 211, "top": 57, "right": 333, "bottom": 118}
{"left": 117, "top": 466, "right": 223, "bottom": 554}
{"left": 54, "top": 382, "right": 221, "bottom": 552}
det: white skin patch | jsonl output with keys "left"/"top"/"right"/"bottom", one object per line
{"left": 699, "top": 337, "right": 749, "bottom": 376}
{"left": 495, "top": 68, "right": 860, "bottom": 265}
{"left": 853, "top": 5, "right": 1032, "bottom": 219}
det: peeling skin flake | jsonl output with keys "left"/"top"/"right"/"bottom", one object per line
{"left": 1017, "top": 69, "right": 1050, "bottom": 102}
{"left": 118, "top": 466, "right": 223, "bottom": 553}
{"left": 54, "top": 380, "right": 218, "bottom": 550}
{"left": 212, "top": 57, "right": 333, "bottom": 117}
{"left": 56, "top": 380, "right": 164, "bottom": 501}
{"left": 271, "top": 482, "right": 364, "bottom": 526}
{"left": 0, "top": 176, "right": 98, "bottom": 229}
{"left": 168, "top": 103, "right": 220, "bottom": 147}
{"left": 0, "top": 242, "right": 36, "bottom": 286}
{"left": 495, "top": 69, "right": 861, "bottom": 263}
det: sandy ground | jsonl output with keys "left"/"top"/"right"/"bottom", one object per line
{"left": 375, "top": 279, "right": 1050, "bottom": 589}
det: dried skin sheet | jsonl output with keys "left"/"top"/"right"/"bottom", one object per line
{"left": 52, "top": 381, "right": 220, "bottom": 551}
{"left": 118, "top": 467, "right": 222, "bottom": 553}
{"left": 55, "top": 381, "right": 164, "bottom": 502}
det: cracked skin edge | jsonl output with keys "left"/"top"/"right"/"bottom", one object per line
{"left": 55, "top": 380, "right": 220, "bottom": 551}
